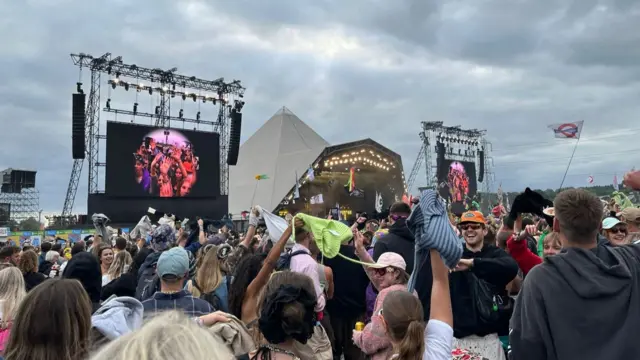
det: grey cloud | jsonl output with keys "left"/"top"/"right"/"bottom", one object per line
{"left": 1, "top": 0, "right": 638, "bottom": 213}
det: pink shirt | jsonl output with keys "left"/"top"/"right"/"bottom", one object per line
{"left": 289, "top": 243, "right": 326, "bottom": 312}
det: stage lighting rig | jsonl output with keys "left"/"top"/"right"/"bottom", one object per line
{"left": 106, "top": 99, "right": 111, "bottom": 110}
{"left": 179, "top": 109, "right": 183, "bottom": 119}
{"left": 133, "top": 102, "right": 138, "bottom": 115}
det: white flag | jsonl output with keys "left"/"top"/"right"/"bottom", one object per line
{"left": 548, "top": 121, "right": 584, "bottom": 139}
{"left": 375, "top": 192, "right": 383, "bottom": 213}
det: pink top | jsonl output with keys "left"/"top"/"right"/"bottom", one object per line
{"left": 289, "top": 243, "right": 326, "bottom": 312}
{"left": 352, "top": 284, "right": 417, "bottom": 360}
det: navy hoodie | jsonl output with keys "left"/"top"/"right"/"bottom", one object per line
{"left": 510, "top": 244, "right": 640, "bottom": 359}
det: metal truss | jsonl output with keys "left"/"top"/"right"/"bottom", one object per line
{"left": 103, "top": 108, "right": 220, "bottom": 127}
{"left": 62, "top": 52, "right": 245, "bottom": 218}
{"left": 0, "top": 188, "right": 40, "bottom": 224}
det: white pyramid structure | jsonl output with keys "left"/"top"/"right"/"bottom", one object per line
{"left": 229, "top": 107, "right": 329, "bottom": 217}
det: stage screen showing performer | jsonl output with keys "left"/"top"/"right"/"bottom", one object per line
{"left": 105, "top": 122, "right": 220, "bottom": 198}
{"left": 438, "top": 160, "right": 478, "bottom": 215}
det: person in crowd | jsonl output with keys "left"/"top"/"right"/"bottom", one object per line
{"left": 450, "top": 211, "right": 518, "bottom": 360}
{"left": 0, "top": 268, "right": 26, "bottom": 353}
{"left": 382, "top": 250, "right": 454, "bottom": 360}
{"left": 17, "top": 250, "right": 46, "bottom": 291}
{"left": 247, "top": 271, "right": 318, "bottom": 359}
{"left": 510, "top": 188, "right": 640, "bottom": 359}
{"left": 324, "top": 241, "right": 369, "bottom": 360}
{"left": 37, "top": 242, "right": 51, "bottom": 266}
{"left": 228, "top": 217, "right": 292, "bottom": 347}
{"left": 4, "top": 279, "right": 92, "bottom": 360}
{"left": 62, "top": 252, "right": 103, "bottom": 313}
{"left": 59, "top": 242, "right": 87, "bottom": 275}
{"left": 20, "top": 246, "right": 33, "bottom": 254}
{"left": 185, "top": 244, "right": 230, "bottom": 312}
{"left": 100, "top": 257, "right": 138, "bottom": 301}
{"left": 0, "top": 247, "right": 20, "bottom": 267}
{"left": 505, "top": 217, "right": 542, "bottom": 276}
{"left": 38, "top": 251, "right": 59, "bottom": 277}
{"left": 618, "top": 207, "right": 640, "bottom": 243}
{"left": 90, "top": 311, "right": 233, "bottom": 360}
{"left": 373, "top": 202, "right": 433, "bottom": 320}
{"left": 98, "top": 246, "right": 115, "bottom": 275}
{"left": 141, "top": 247, "right": 213, "bottom": 317}
{"left": 136, "top": 224, "right": 175, "bottom": 300}
{"left": 51, "top": 243, "right": 65, "bottom": 265}
{"left": 601, "top": 217, "right": 629, "bottom": 246}
{"left": 353, "top": 230, "right": 416, "bottom": 360}
{"left": 102, "top": 251, "right": 132, "bottom": 287}
{"left": 288, "top": 226, "right": 332, "bottom": 359}
{"left": 541, "top": 231, "right": 562, "bottom": 257}
{"left": 113, "top": 237, "right": 127, "bottom": 255}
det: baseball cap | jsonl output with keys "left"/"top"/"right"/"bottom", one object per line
{"left": 617, "top": 208, "right": 640, "bottom": 224}
{"left": 368, "top": 252, "right": 407, "bottom": 271}
{"left": 602, "top": 217, "right": 625, "bottom": 230}
{"left": 459, "top": 211, "right": 486, "bottom": 224}
{"left": 157, "top": 247, "right": 189, "bottom": 278}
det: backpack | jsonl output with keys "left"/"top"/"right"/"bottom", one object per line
{"left": 469, "top": 272, "right": 513, "bottom": 327}
{"left": 276, "top": 250, "right": 308, "bottom": 271}
{"left": 192, "top": 276, "right": 231, "bottom": 311}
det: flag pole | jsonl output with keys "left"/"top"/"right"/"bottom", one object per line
{"left": 559, "top": 137, "right": 581, "bottom": 190}
{"left": 250, "top": 180, "right": 259, "bottom": 207}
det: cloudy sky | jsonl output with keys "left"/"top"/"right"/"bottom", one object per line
{"left": 1, "top": 0, "right": 639, "bottom": 214}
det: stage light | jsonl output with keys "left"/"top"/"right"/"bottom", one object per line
{"left": 196, "top": 111, "right": 201, "bottom": 121}
{"left": 179, "top": 109, "right": 184, "bottom": 118}
{"left": 155, "top": 106, "right": 160, "bottom": 115}
{"left": 106, "top": 98, "right": 111, "bottom": 110}
{"left": 212, "top": 98, "right": 217, "bottom": 105}
{"left": 162, "top": 86, "right": 168, "bottom": 92}
{"left": 133, "top": 102, "right": 138, "bottom": 115}
{"left": 172, "top": 83, "right": 176, "bottom": 91}
{"left": 148, "top": 87, "right": 153, "bottom": 95}
{"left": 191, "top": 94, "right": 197, "bottom": 102}
{"left": 76, "top": 82, "right": 83, "bottom": 93}
{"left": 182, "top": 93, "right": 187, "bottom": 101}
{"left": 124, "top": 83, "right": 129, "bottom": 91}
{"left": 111, "top": 81, "right": 116, "bottom": 90}
{"left": 203, "top": 97, "right": 206, "bottom": 104}
{"left": 115, "top": 72, "right": 121, "bottom": 79}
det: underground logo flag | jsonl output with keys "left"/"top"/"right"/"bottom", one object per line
{"left": 548, "top": 121, "right": 584, "bottom": 139}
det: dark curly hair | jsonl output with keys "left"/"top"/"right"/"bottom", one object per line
{"left": 252, "top": 272, "right": 317, "bottom": 359}
{"left": 228, "top": 253, "right": 267, "bottom": 319}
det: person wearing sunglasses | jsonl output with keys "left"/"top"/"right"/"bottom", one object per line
{"left": 601, "top": 217, "right": 629, "bottom": 246}
{"left": 450, "top": 211, "right": 518, "bottom": 360}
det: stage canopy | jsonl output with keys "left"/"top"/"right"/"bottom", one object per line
{"left": 229, "top": 107, "right": 329, "bottom": 218}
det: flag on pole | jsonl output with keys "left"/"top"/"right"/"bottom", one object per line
{"left": 255, "top": 174, "right": 269, "bottom": 180}
{"left": 294, "top": 172, "right": 300, "bottom": 199}
{"left": 375, "top": 192, "right": 383, "bottom": 213}
{"left": 307, "top": 167, "right": 315, "bottom": 182}
{"left": 345, "top": 168, "right": 355, "bottom": 192}
{"left": 613, "top": 174, "right": 619, "bottom": 191}
{"left": 548, "top": 121, "right": 584, "bottom": 139}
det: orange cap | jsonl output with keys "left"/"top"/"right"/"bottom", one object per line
{"left": 460, "top": 211, "right": 486, "bottom": 224}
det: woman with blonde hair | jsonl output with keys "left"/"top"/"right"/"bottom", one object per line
{"left": 90, "top": 311, "right": 234, "bottom": 360}
{"left": 17, "top": 250, "right": 46, "bottom": 291}
{"left": 4, "top": 279, "right": 92, "bottom": 360}
{"left": 186, "top": 245, "right": 230, "bottom": 312}
{"left": 102, "top": 251, "right": 132, "bottom": 287}
{"left": 0, "top": 268, "right": 26, "bottom": 353}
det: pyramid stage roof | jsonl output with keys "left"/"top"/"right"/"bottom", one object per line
{"left": 229, "top": 107, "right": 404, "bottom": 218}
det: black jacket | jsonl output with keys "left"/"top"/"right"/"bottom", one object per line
{"left": 450, "top": 243, "right": 518, "bottom": 338}
{"left": 23, "top": 271, "right": 47, "bottom": 291}
{"left": 510, "top": 244, "right": 640, "bottom": 360}
{"left": 373, "top": 219, "right": 433, "bottom": 320}
{"left": 324, "top": 245, "right": 369, "bottom": 317}
{"left": 136, "top": 251, "right": 161, "bottom": 300}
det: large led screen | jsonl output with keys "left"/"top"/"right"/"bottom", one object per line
{"left": 437, "top": 160, "right": 478, "bottom": 215}
{"left": 105, "top": 122, "right": 220, "bottom": 197}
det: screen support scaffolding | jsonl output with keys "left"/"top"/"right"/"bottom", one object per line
{"left": 62, "top": 52, "right": 245, "bottom": 223}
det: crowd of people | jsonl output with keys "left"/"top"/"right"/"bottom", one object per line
{"left": 0, "top": 171, "right": 638, "bottom": 360}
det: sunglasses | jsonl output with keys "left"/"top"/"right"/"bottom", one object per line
{"left": 608, "top": 227, "right": 628, "bottom": 234}
{"left": 459, "top": 224, "right": 482, "bottom": 231}
{"left": 372, "top": 267, "right": 393, "bottom": 277}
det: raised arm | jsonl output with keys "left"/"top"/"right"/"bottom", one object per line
{"left": 245, "top": 225, "right": 292, "bottom": 300}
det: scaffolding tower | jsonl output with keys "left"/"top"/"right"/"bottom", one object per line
{"left": 406, "top": 121, "right": 495, "bottom": 211}
{"left": 61, "top": 52, "right": 245, "bottom": 224}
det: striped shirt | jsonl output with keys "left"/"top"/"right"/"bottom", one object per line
{"left": 142, "top": 290, "right": 213, "bottom": 317}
